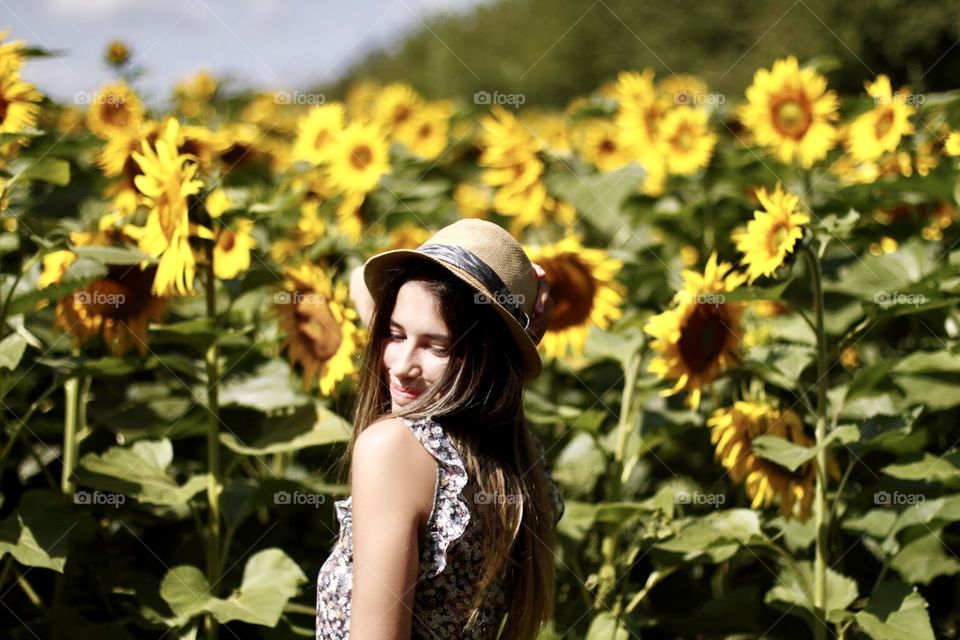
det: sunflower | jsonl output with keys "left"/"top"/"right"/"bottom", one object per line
{"left": 123, "top": 118, "right": 205, "bottom": 297}
{"left": 478, "top": 107, "right": 551, "bottom": 232}
{"left": 644, "top": 252, "right": 748, "bottom": 409}
{"left": 105, "top": 40, "right": 129, "bottom": 67}
{"left": 334, "top": 191, "right": 367, "bottom": 243}
{"left": 394, "top": 100, "right": 453, "bottom": 160}
{"left": 38, "top": 227, "right": 168, "bottom": 356}
{"left": 55, "top": 264, "right": 169, "bottom": 357}
{"left": 0, "top": 71, "right": 42, "bottom": 134}
{"left": 732, "top": 183, "right": 810, "bottom": 284}
{"left": 945, "top": 131, "right": 960, "bottom": 157}
{"left": 212, "top": 218, "right": 256, "bottom": 280}
{"left": 613, "top": 69, "right": 669, "bottom": 153}
{"left": 86, "top": 82, "right": 145, "bottom": 138}
{"left": 325, "top": 121, "right": 391, "bottom": 195}
{"left": 372, "top": 82, "right": 423, "bottom": 137}
{"left": 292, "top": 103, "right": 345, "bottom": 165}
{"left": 525, "top": 231, "right": 626, "bottom": 360}
{"left": 658, "top": 74, "right": 711, "bottom": 106}
{"left": 453, "top": 182, "right": 491, "bottom": 219}
{"left": 846, "top": 75, "right": 916, "bottom": 162}
{"left": 709, "top": 401, "right": 839, "bottom": 521}
{"left": 384, "top": 223, "right": 432, "bottom": 250}
{"left": 524, "top": 111, "right": 571, "bottom": 156}
{"left": 276, "top": 263, "right": 364, "bottom": 396}
{"left": 578, "top": 120, "right": 631, "bottom": 172}
{"left": 270, "top": 204, "right": 327, "bottom": 263}
{"left": 738, "top": 56, "right": 839, "bottom": 168}
{"left": 657, "top": 106, "right": 717, "bottom": 175}
{"left": 0, "top": 30, "right": 26, "bottom": 75}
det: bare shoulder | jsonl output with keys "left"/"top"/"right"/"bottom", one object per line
{"left": 352, "top": 417, "right": 438, "bottom": 526}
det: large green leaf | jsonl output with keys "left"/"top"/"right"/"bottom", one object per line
{"left": 544, "top": 164, "right": 645, "bottom": 238}
{"left": 219, "top": 359, "right": 313, "bottom": 413}
{"left": 219, "top": 401, "right": 352, "bottom": 455}
{"left": 76, "top": 439, "right": 209, "bottom": 506}
{"left": 751, "top": 426, "right": 858, "bottom": 472}
{"left": 855, "top": 581, "right": 936, "bottom": 640}
{"left": 765, "top": 560, "right": 858, "bottom": 625}
{"left": 0, "top": 490, "right": 82, "bottom": 572}
{"left": 828, "top": 238, "right": 937, "bottom": 300}
{"left": 655, "top": 509, "right": 767, "bottom": 563}
{"left": 16, "top": 158, "right": 71, "bottom": 186}
{"left": 160, "top": 548, "right": 307, "bottom": 628}
{"left": 585, "top": 612, "right": 631, "bottom": 640}
{"left": 0, "top": 333, "right": 27, "bottom": 370}
{"left": 881, "top": 452, "right": 960, "bottom": 487}
{"left": 552, "top": 432, "right": 606, "bottom": 496}
{"left": 889, "top": 528, "right": 960, "bottom": 584}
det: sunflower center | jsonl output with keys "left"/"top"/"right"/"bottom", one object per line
{"left": 392, "top": 105, "right": 411, "bottom": 127}
{"left": 296, "top": 296, "right": 343, "bottom": 361}
{"left": 768, "top": 222, "right": 791, "bottom": 256}
{"left": 350, "top": 145, "right": 373, "bottom": 170}
{"left": 599, "top": 138, "right": 617, "bottom": 154}
{"left": 218, "top": 229, "right": 236, "bottom": 253}
{"left": 87, "top": 265, "right": 158, "bottom": 320}
{"left": 678, "top": 303, "right": 730, "bottom": 374}
{"left": 771, "top": 95, "right": 812, "bottom": 138}
{"left": 102, "top": 99, "right": 131, "bottom": 128}
{"left": 670, "top": 123, "right": 694, "bottom": 152}
{"left": 874, "top": 108, "right": 895, "bottom": 139}
{"left": 537, "top": 254, "right": 595, "bottom": 330}
{"left": 314, "top": 129, "right": 330, "bottom": 150}
{"left": 417, "top": 123, "right": 433, "bottom": 140}
{"left": 0, "top": 96, "right": 9, "bottom": 124}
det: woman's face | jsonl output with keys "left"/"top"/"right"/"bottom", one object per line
{"left": 382, "top": 280, "right": 452, "bottom": 412}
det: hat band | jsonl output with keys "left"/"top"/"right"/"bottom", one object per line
{"left": 417, "top": 243, "right": 531, "bottom": 332}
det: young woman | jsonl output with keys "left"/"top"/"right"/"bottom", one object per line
{"left": 316, "top": 218, "right": 565, "bottom": 640}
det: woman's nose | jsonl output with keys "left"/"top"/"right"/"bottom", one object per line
{"left": 395, "top": 343, "right": 421, "bottom": 377}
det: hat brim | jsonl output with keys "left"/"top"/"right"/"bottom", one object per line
{"left": 363, "top": 248, "right": 543, "bottom": 381}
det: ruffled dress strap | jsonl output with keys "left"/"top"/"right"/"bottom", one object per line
{"left": 400, "top": 415, "right": 471, "bottom": 579}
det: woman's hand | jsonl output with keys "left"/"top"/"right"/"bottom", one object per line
{"left": 528, "top": 262, "right": 554, "bottom": 345}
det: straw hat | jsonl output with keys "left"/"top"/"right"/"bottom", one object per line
{"left": 363, "top": 219, "right": 543, "bottom": 380}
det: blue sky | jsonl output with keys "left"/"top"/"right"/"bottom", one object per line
{"left": 2, "top": 0, "right": 485, "bottom": 102}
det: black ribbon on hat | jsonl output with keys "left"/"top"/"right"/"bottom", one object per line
{"left": 416, "top": 243, "right": 532, "bottom": 334}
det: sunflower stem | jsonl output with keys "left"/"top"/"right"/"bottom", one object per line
{"left": 61, "top": 349, "right": 82, "bottom": 494}
{"left": 801, "top": 244, "right": 830, "bottom": 640}
{"left": 203, "top": 247, "right": 222, "bottom": 640}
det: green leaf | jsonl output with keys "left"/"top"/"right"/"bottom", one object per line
{"left": 752, "top": 425, "right": 858, "bottom": 472}
{"left": 765, "top": 560, "right": 858, "bottom": 625}
{"left": 17, "top": 158, "right": 71, "bottom": 185}
{"left": 219, "top": 360, "right": 313, "bottom": 413}
{"left": 828, "top": 238, "right": 937, "bottom": 300}
{"left": 161, "top": 549, "right": 307, "bottom": 628}
{"left": 552, "top": 433, "right": 606, "bottom": 496}
{"left": 889, "top": 528, "right": 960, "bottom": 584}
{"left": 544, "top": 164, "right": 645, "bottom": 238}
{"left": 655, "top": 509, "right": 767, "bottom": 563}
{"left": 891, "top": 349, "right": 960, "bottom": 375}
{"left": 892, "top": 375, "right": 960, "bottom": 410}
{"left": 585, "top": 612, "right": 630, "bottom": 640}
{"left": 219, "top": 401, "right": 352, "bottom": 456}
{"left": 721, "top": 279, "right": 792, "bottom": 302}
{"left": 69, "top": 244, "right": 156, "bottom": 266}
{"left": 855, "top": 581, "right": 936, "bottom": 640}
{"left": 76, "top": 439, "right": 209, "bottom": 506}
{"left": 882, "top": 452, "right": 960, "bottom": 487}
{"left": 813, "top": 209, "right": 860, "bottom": 239}
{"left": 0, "top": 490, "right": 81, "bottom": 572}
{"left": 0, "top": 333, "right": 27, "bottom": 370}
{"left": 7, "top": 257, "right": 107, "bottom": 316}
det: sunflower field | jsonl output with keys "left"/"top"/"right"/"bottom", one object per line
{"left": 2, "top": 25, "right": 960, "bottom": 640}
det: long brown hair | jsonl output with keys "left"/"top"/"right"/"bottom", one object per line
{"left": 336, "top": 257, "right": 557, "bottom": 639}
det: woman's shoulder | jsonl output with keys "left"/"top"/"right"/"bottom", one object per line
{"left": 353, "top": 416, "right": 439, "bottom": 526}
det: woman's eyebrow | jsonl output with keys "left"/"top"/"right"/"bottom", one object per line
{"left": 389, "top": 320, "right": 449, "bottom": 342}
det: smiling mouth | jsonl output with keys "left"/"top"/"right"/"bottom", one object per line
{"left": 390, "top": 382, "right": 423, "bottom": 399}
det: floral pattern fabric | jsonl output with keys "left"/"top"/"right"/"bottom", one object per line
{"left": 316, "top": 415, "right": 564, "bottom": 639}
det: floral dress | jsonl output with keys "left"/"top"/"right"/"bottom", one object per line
{"left": 316, "top": 415, "right": 565, "bottom": 640}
